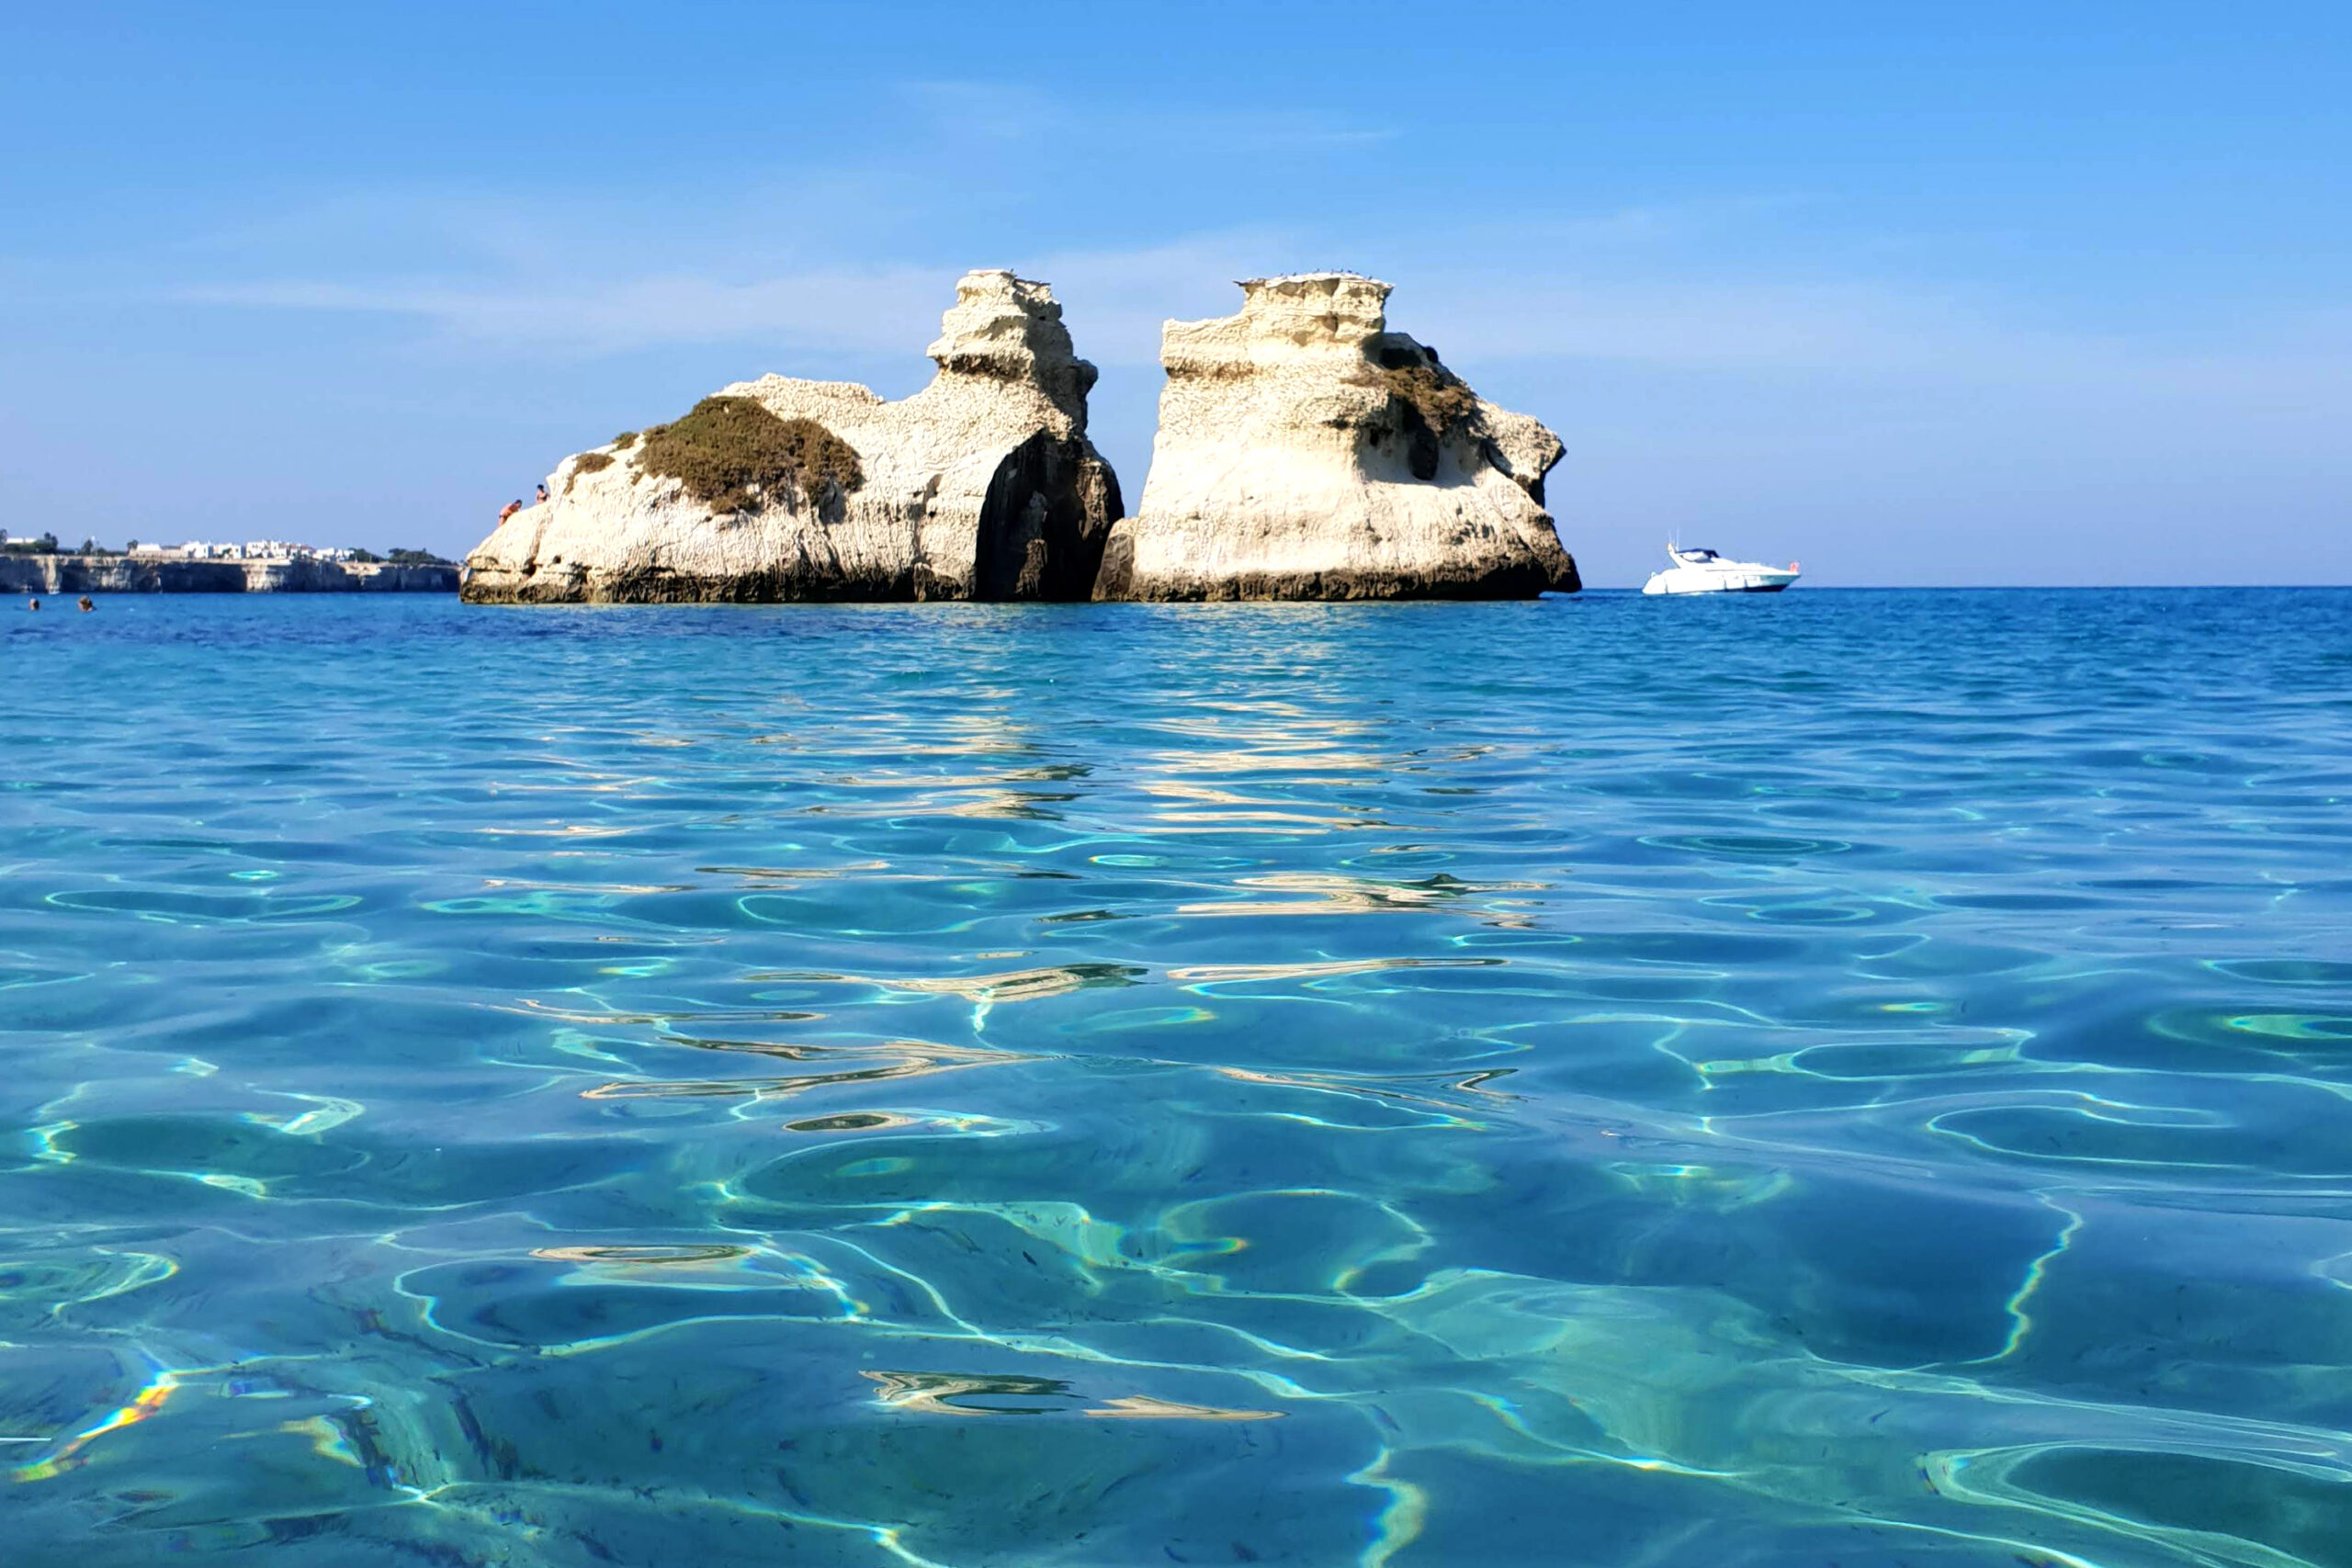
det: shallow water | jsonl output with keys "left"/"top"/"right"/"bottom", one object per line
{"left": 4, "top": 589, "right": 2350, "bottom": 1566}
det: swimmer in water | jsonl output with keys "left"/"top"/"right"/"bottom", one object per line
{"left": 77, "top": 596, "right": 95, "bottom": 613}
{"left": 27, "top": 598, "right": 39, "bottom": 612}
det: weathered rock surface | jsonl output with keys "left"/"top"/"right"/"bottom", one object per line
{"left": 0, "top": 557, "right": 457, "bottom": 593}
{"left": 461, "top": 271, "right": 1122, "bottom": 604}
{"left": 1092, "top": 273, "right": 1577, "bottom": 601}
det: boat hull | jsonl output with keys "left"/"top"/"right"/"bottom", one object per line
{"left": 1642, "top": 570, "right": 1798, "bottom": 595}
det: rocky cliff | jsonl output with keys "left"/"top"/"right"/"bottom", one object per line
{"left": 1092, "top": 273, "right": 1577, "bottom": 601}
{"left": 460, "top": 271, "right": 1123, "bottom": 604}
{"left": 0, "top": 557, "right": 458, "bottom": 593}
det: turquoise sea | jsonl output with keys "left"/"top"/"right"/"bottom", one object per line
{"left": 4, "top": 589, "right": 2350, "bottom": 1567}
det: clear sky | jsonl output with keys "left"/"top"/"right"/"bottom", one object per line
{"left": 3, "top": 1, "right": 2346, "bottom": 586}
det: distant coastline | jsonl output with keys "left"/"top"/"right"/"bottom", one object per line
{"left": 0, "top": 554, "right": 458, "bottom": 594}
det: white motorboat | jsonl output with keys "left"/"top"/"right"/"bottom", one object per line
{"left": 1641, "top": 543, "right": 1800, "bottom": 595}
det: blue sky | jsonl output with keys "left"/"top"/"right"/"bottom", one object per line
{"left": 3, "top": 1, "right": 2346, "bottom": 586}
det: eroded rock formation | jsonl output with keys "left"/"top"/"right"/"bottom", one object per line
{"left": 1092, "top": 273, "right": 1577, "bottom": 601}
{"left": 461, "top": 271, "right": 1122, "bottom": 604}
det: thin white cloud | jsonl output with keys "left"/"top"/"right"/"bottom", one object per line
{"left": 178, "top": 243, "right": 2352, "bottom": 421}
{"left": 896, "top": 80, "right": 1060, "bottom": 144}
{"left": 900, "top": 77, "right": 1396, "bottom": 153}
{"left": 173, "top": 230, "right": 1304, "bottom": 366}
{"left": 185, "top": 268, "right": 950, "bottom": 356}
{"left": 157, "top": 175, "right": 2349, "bottom": 434}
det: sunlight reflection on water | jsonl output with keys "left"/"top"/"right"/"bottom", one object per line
{"left": 3, "top": 590, "right": 2350, "bottom": 1565}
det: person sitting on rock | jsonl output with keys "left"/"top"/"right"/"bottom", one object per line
{"left": 535, "top": 482, "right": 550, "bottom": 506}
{"left": 498, "top": 499, "right": 523, "bottom": 523}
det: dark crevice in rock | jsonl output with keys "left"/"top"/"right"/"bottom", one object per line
{"left": 975, "top": 432, "right": 1124, "bottom": 603}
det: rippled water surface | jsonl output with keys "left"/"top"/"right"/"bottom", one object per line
{"left": 5, "top": 589, "right": 2351, "bottom": 1565}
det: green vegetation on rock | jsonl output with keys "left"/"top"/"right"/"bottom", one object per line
{"left": 567, "top": 451, "right": 616, "bottom": 495}
{"left": 637, "top": 396, "right": 865, "bottom": 514}
{"left": 611, "top": 431, "right": 638, "bottom": 450}
{"left": 1372, "top": 349, "right": 1480, "bottom": 434}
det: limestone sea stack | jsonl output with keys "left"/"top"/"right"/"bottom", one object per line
{"left": 460, "top": 271, "right": 1122, "bottom": 604}
{"left": 1092, "top": 273, "right": 1577, "bottom": 601}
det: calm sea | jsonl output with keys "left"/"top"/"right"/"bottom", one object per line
{"left": 4, "top": 590, "right": 2349, "bottom": 1566}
